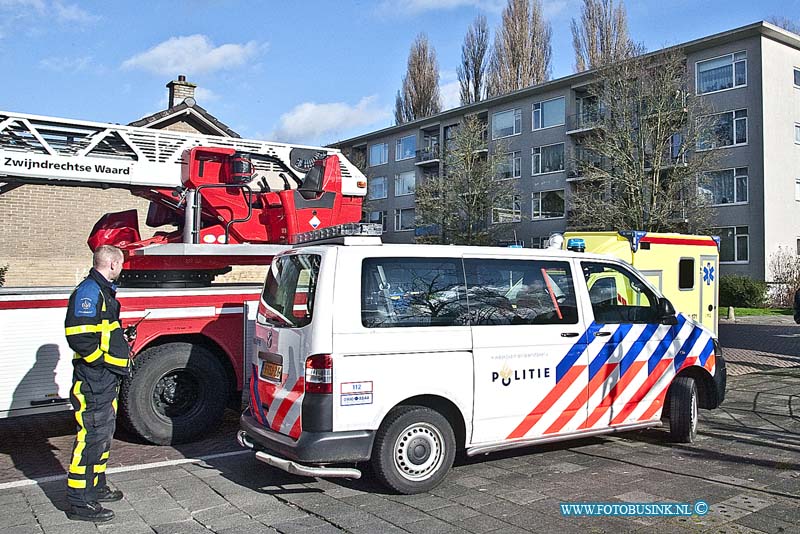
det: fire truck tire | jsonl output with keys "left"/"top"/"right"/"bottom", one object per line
{"left": 119, "top": 342, "right": 228, "bottom": 445}
{"left": 668, "top": 375, "right": 698, "bottom": 443}
{"left": 371, "top": 406, "right": 456, "bottom": 494}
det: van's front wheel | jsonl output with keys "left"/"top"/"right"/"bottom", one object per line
{"left": 372, "top": 406, "right": 455, "bottom": 494}
{"left": 669, "top": 376, "right": 698, "bottom": 443}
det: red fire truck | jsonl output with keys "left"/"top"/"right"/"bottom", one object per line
{"left": 0, "top": 110, "right": 367, "bottom": 445}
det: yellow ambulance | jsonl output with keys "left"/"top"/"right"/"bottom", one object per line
{"left": 555, "top": 231, "right": 720, "bottom": 335}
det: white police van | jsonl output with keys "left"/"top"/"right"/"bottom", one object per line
{"left": 238, "top": 227, "right": 726, "bottom": 494}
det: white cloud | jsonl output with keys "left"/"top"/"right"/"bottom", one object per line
{"left": 0, "top": 0, "right": 97, "bottom": 39}
{"left": 272, "top": 96, "right": 391, "bottom": 144}
{"left": 439, "top": 69, "right": 462, "bottom": 110}
{"left": 52, "top": 1, "right": 99, "bottom": 23}
{"left": 122, "top": 35, "right": 265, "bottom": 76}
{"left": 38, "top": 55, "right": 93, "bottom": 72}
{"left": 194, "top": 87, "right": 219, "bottom": 103}
{"left": 440, "top": 80, "right": 462, "bottom": 111}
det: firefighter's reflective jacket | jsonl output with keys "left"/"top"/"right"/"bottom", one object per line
{"left": 64, "top": 268, "right": 130, "bottom": 376}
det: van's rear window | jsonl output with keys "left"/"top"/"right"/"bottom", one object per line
{"left": 261, "top": 254, "right": 320, "bottom": 328}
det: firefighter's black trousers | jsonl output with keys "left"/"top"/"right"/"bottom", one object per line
{"left": 66, "top": 364, "right": 119, "bottom": 507}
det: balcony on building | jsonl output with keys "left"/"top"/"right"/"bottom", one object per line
{"left": 566, "top": 109, "right": 603, "bottom": 135}
{"left": 416, "top": 141, "right": 440, "bottom": 166}
{"left": 567, "top": 147, "right": 611, "bottom": 181}
{"left": 567, "top": 90, "right": 602, "bottom": 135}
{"left": 644, "top": 134, "right": 688, "bottom": 171}
{"left": 416, "top": 124, "right": 441, "bottom": 166}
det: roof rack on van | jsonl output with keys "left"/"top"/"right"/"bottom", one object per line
{"left": 291, "top": 223, "right": 383, "bottom": 246}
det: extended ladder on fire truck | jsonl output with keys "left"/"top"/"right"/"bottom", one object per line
{"left": 0, "top": 110, "right": 368, "bottom": 285}
{"left": 0, "top": 110, "right": 363, "bottom": 193}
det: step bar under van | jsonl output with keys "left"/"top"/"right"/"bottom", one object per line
{"left": 237, "top": 431, "right": 362, "bottom": 479}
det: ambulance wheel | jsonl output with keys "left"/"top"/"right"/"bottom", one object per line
{"left": 669, "top": 376, "right": 698, "bottom": 443}
{"left": 119, "top": 342, "right": 228, "bottom": 445}
{"left": 371, "top": 406, "right": 455, "bottom": 494}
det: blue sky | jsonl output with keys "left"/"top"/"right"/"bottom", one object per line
{"left": 0, "top": 0, "right": 798, "bottom": 146}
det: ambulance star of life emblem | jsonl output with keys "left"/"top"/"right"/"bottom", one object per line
{"left": 703, "top": 263, "right": 714, "bottom": 285}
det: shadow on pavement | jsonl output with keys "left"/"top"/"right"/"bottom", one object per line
{"left": 719, "top": 323, "right": 800, "bottom": 359}
{"left": 2, "top": 344, "right": 71, "bottom": 510}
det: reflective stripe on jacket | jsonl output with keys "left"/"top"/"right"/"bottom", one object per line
{"left": 65, "top": 268, "right": 130, "bottom": 375}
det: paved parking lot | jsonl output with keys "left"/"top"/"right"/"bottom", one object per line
{"left": 1, "top": 318, "right": 798, "bottom": 533}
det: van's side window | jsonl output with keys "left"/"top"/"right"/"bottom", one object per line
{"left": 361, "top": 258, "right": 467, "bottom": 328}
{"left": 463, "top": 259, "right": 579, "bottom": 325}
{"left": 582, "top": 262, "right": 658, "bottom": 324}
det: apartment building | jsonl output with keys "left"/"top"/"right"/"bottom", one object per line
{"left": 333, "top": 22, "right": 800, "bottom": 281}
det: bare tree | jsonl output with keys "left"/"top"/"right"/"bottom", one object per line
{"left": 767, "top": 16, "right": 800, "bottom": 35}
{"left": 395, "top": 33, "right": 442, "bottom": 125}
{"left": 486, "top": 0, "right": 552, "bottom": 97}
{"left": 458, "top": 16, "right": 490, "bottom": 105}
{"left": 569, "top": 50, "right": 720, "bottom": 233}
{"left": 571, "top": 0, "right": 639, "bottom": 72}
{"left": 415, "top": 115, "right": 518, "bottom": 245}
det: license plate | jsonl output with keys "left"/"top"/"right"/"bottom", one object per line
{"left": 261, "top": 361, "right": 282, "bottom": 381}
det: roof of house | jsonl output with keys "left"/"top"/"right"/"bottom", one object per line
{"left": 129, "top": 100, "right": 240, "bottom": 138}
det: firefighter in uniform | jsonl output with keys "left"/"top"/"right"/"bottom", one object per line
{"left": 64, "top": 245, "right": 130, "bottom": 522}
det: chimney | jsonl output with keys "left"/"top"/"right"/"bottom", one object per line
{"left": 166, "top": 74, "right": 197, "bottom": 108}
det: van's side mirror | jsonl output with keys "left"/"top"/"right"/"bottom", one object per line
{"left": 658, "top": 297, "right": 678, "bottom": 325}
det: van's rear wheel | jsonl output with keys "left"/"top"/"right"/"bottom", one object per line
{"left": 371, "top": 406, "right": 455, "bottom": 494}
{"left": 119, "top": 342, "right": 228, "bottom": 445}
{"left": 669, "top": 376, "right": 698, "bottom": 443}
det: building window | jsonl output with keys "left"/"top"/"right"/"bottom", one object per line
{"left": 678, "top": 258, "right": 695, "bottom": 290}
{"left": 394, "top": 171, "right": 415, "bottom": 196}
{"left": 532, "top": 97, "right": 565, "bottom": 130}
{"left": 369, "top": 143, "right": 388, "bottom": 166}
{"left": 532, "top": 189, "right": 565, "bottom": 219}
{"left": 368, "top": 176, "right": 387, "bottom": 200}
{"left": 492, "top": 195, "right": 521, "bottom": 223}
{"left": 531, "top": 143, "right": 565, "bottom": 175}
{"left": 705, "top": 167, "right": 748, "bottom": 205}
{"left": 794, "top": 67, "right": 800, "bottom": 87}
{"left": 497, "top": 151, "right": 522, "bottom": 179}
{"left": 796, "top": 178, "right": 800, "bottom": 201}
{"left": 697, "top": 109, "right": 747, "bottom": 150}
{"left": 714, "top": 226, "right": 749, "bottom": 263}
{"left": 492, "top": 108, "right": 522, "bottom": 139}
{"left": 396, "top": 135, "right": 416, "bottom": 161}
{"left": 795, "top": 124, "right": 800, "bottom": 144}
{"left": 394, "top": 208, "right": 415, "bottom": 231}
{"left": 696, "top": 51, "right": 746, "bottom": 94}
{"left": 369, "top": 210, "right": 388, "bottom": 232}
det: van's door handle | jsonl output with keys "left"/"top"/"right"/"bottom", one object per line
{"left": 561, "top": 332, "right": 580, "bottom": 337}
{"left": 595, "top": 331, "right": 612, "bottom": 337}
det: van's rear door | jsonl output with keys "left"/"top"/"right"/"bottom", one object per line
{"left": 251, "top": 250, "right": 331, "bottom": 439}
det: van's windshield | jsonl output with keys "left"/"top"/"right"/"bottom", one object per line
{"left": 260, "top": 254, "right": 321, "bottom": 328}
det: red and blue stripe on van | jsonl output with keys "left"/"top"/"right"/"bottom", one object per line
{"left": 507, "top": 314, "right": 716, "bottom": 440}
